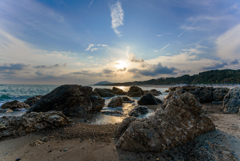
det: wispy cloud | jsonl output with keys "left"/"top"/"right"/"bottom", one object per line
{"left": 156, "top": 33, "right": 171, "bottom": 37}
{"left": 177, "top": 20, "right": 198, "bottom": 38}
{"left": 160, "top": 44, "right": 170, "bottom": 51}
{"left": 85, "top": 44, "right": 108, "bottom": 52}
{"left": 110, "top": 1, "right": 124, "bottom": 37}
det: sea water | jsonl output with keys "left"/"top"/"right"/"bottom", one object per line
{"left": 0, "top": 84, "right": 169, "bottom": 123}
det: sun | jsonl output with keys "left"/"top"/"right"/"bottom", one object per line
{"left": 116, "top": 61, "right": 127, "bottom": 69}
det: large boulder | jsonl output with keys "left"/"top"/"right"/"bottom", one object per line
{"left": 27, "top": 85, "right": 93, "bottom": 117}
{"left": 223, "top": 87, "right": 240, "bottom": 113}
{"left": 1, "top": 100, "right": 30, "bottom": 110}
{"left": 0, "top": 111, "right": 69, "bottom": 138}
{"left": 198, "top": 88, "right": 213, "bottom": 103}
{"left": 107, "top": 97, "right": 123, "bottom": 108}
{"left": 213, "top": 88, "right": 230, "bottom": 101}
{"left": 138, "top": 92, "right": 161, "bottom": 105}
{"left": 112, "top": 87, "right": 127, "bottom": 95}
{"left": 115, "top": 92, "right": 215, "bottom": 152}
{"left": 93, "top": 88, "right": 115, "bottom": 97}
{"left": 150, "top": 89, "right": 162, "bottom": 96}
{"left": 24, "top": 95, "right": 42, "bottom": 106}
{"left": 127, "top": 86, "right": 144, "bottom": 97}
{"left": 89, "top": 92, "right": 105, "bottom": 112}
{"left": 128, "top": 106, "right": 148, "bottom": 117}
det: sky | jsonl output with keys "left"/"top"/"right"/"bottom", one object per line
{"left": 0, "top": 0, "right": 240, "bottom": 85}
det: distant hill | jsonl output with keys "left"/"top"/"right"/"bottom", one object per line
{"left": 105, "top": 69, "right": 240, "bottom": 86}
{"left": 94, "top": 81, "right": 113, "bottom": 85}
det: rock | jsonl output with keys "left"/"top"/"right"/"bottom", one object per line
{"left": 128, "top": 106, "right": 148, "bottom": 117}
{"left": 127, "top": 86, "right": 144, "bottom": 97}
{"left": 30, "top": 140, "right": 44, "bottom": 147}
{"left": 188, "top": 141, "right": 237, "bottom": 161}
{"left": 213, "top": 88, "right": 230, "bottom": 101}
{"left": 89, "top": 92, "right": 105, "bottom": 112}
{"left": 93, "top": 88, "right": 115, "bottom": 97}
{"left": 0, "top": 111, "right": 69, "bottom": 138}
{"left": 165, "top": 87, "right": 183, "bottom": 100}
{"left": 40, "top": 137, "right": 49, "bottom": 142}
{"left": 114, "top": 117, "right": 137, "bottom": 138}
{"left": 150, "top": 89, "right": 162, "bottom": 96}
{"left": 27, "top": 85, "right": 93, "bottom": 117}
{"left": 15, "top": 158, "right": 21, "bottom": 161}
{"left": 1, "top": 100, "right": 30, "bottom": 110}
{"left": 115, "top": 92, "right": 215, "bottom": 152}
{"left": 198, "top": 88, "right": 213, "bottom": 103}
{"left": 101, "top": 110, "right": 123, "bottom": 117}
{"left": 155, "top": 98, "right": 163, "bottom": 104}
{"left": 107, "top": 97, "right": 123, "bottom": 108}
{"left": 138, "top": 92, "right": 160, "bottom": 105}
{"left": 64, "top": 148, "right": 68, "bottom": 152}
{"left": 0, "top": 108, "right": 13, "bottom": 113}
{"left": 121, "top": 96, "right": 134, "bottom": 103}
{"left": 164, "top": 90, "right": 169, "bottom": 92}
{"left": 223, "top": 87, "right": 240, "bottom": 113}
{"left": 112, "top": 87, "right": 127, "bottom": 95}
{"left": 212, "top": 101, "right": 223, "bottom": 105}
{"left": 24, "top": 95, "right": 42, "bottom": 106}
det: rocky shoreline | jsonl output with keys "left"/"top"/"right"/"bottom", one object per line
{"left": 0, "top": 84, "right": 240, "bottom": 160}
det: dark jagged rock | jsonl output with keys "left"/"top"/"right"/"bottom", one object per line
{"left": 121, "top": 96, "right": 134, "bottom": 103}
{"left": 115, "top": 92, "right": 215, "bottom": 152}
{"left": 138, "top": 92, "right": 160, "bottom": 105}
{"left": 112, "top": 87, "right": 127, "bottom": 95}
{"left": 0, "top": 111, "right": 69, "bottom": 138}
{"left": 89, "top": 92, "right": 105, "bottom": 112}
{"left": 27, "top": 85, "right": 93, "bottom": 117}
{"left": 127, "top": 86, "right": 144, "bottom": 97}
{"left": 93, "top": 88, "right": 115, "bottom": 97}
{"left": 1, "top": 100, "right": 30, "bottom": 110}
{"left": 223, "top": 87, "right": 240, "bottom": 113}
{"left": 188, "top": 141, "right": 237, "bottom": 161}
{"left": 198, "top": 88, "right": 213, "bottom": 103}
{"left": 114, "top": 117, "right": 137, "bottom": 138}
{"left": 213, "top": 88, "right": 230, "bottom": 101}
{"left": 107, "top": 97, "right": 123, "bottom": 108}
{"left": 128, "top": 106, "right": 148, "bottom": 117}
{"left": 150, "top": 89, "right": 162, "bottom": 96}
{"left": 24, "top": 95, "right": 42, "bottom": 106}
{"left": 101, "top": 110, "right": 123, "bottom": 117}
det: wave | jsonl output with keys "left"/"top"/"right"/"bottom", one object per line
{"left": 0, "top": 94, "right": 12, "bottom": 100}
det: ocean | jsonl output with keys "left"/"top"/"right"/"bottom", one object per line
{"left": 0, "top": 84, "right": 169, "bottom": 123}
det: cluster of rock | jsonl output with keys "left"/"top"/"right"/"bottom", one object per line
{"left": 93, "top": 87, "right": 127, "bottom": 97}
{"left": 114, "top": 92, "right": 215, "bottom": 152}
{"left": 165, "top": 85, "right": 230, "bottom": 103}
{"left": 223, "top": 87, "right": 240, "bottom": 114}
{"left": 1, "top": 100, "right": 30, "bottom": 111}
{"left": 0, "top": 111, "right": 69, "bottom": 138}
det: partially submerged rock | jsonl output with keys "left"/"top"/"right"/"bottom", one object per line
{"left": 150, "top": 89, "right": 162, "bottom": 96}
{"left": 121, "top": 96, "right": 134, "bottom": 103}
{"left": 1, "top": 100, "right": 30, "bottom": 110}
{"left": 94, "top": 88, "right": 115, "bottom": 97}
{"left": 128, "top": 106, "right": 148, "bottom": 117}
{"left": 24, "top": 95, "right": 42, "bottom": 106}
{"left": 89, "top": 92, "right": 105, "bottom": 112}
{"left": 138, "top": 92, "right": 161, "bottom": 105}
{"left": 0, "top": 111, "right": 69, "bottom": 138}
{"left": 112, "top": 87, "right": 127, "bottom": 95}
{"left": 127, "top": 86, "right": 144, "bottom": 97}
{"left": 115, "top": 92, "right": 215, "bottom": 152}
{"left": 107, "top": 97, "right": 123, "bottom": 108}
{"left": 0, "top": 108, "right": 13, "bottom": 113}
{"left": 101, "top": 110, "right": 123, "bottom": 117}
{"left": 223, "top": 87, "right": 240, "bottom": 113}
{"left": 27, "top": 85, "right": 93, "bottom": 117}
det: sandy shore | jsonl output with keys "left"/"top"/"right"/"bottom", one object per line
{"left": 1, "top": 104, "right": 240, "bottom": 161}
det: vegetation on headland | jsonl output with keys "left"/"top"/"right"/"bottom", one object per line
{"left": 96, "top": 69, "right": 240, "bottom": 86}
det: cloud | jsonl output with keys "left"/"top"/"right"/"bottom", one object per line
{"left": 0, "top": 63, "right": 30, "bottom": 71}
{"left": 229, "top": 59, "right": 239, "bottom": 65}
{"left": 202, "top": 62, "right": 228, "bottom": 70}
{"left": 127, "top": 53, "right": 144, "bottom": 63}
{"left": 110, "top": 1, "right": 124, "bottom": 37}
{"left": 85, "top": 44, "right": 107, "bottom": 52}
{"left": 72, "top": 70, "right": 102, "bottom": 77}
{"left": 34, "top": 63, "right": 67, "bottom": 69}
{"left": 88, "top": 56, "right": 93, "bottom": 59}
{"left": 178, "top": 20, "right": 198, "bottom": 38}
{"left": 103, "top": 69, "right": 114, "bottom": 74}
{"left": 128, "top": 63, "right": 177, "bottom": 76}
{"left": 156, "top": 33, "right": 171, "bottom": 37}
{"left": 216, "top": 23, "right": 240, "bottom": 60}
{"left": 117, "top": 67, "right": 127, "bottom": 72}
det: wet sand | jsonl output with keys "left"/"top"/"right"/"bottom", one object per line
{"left": 1, "top": 103, "right": 240, "bottom": 161}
